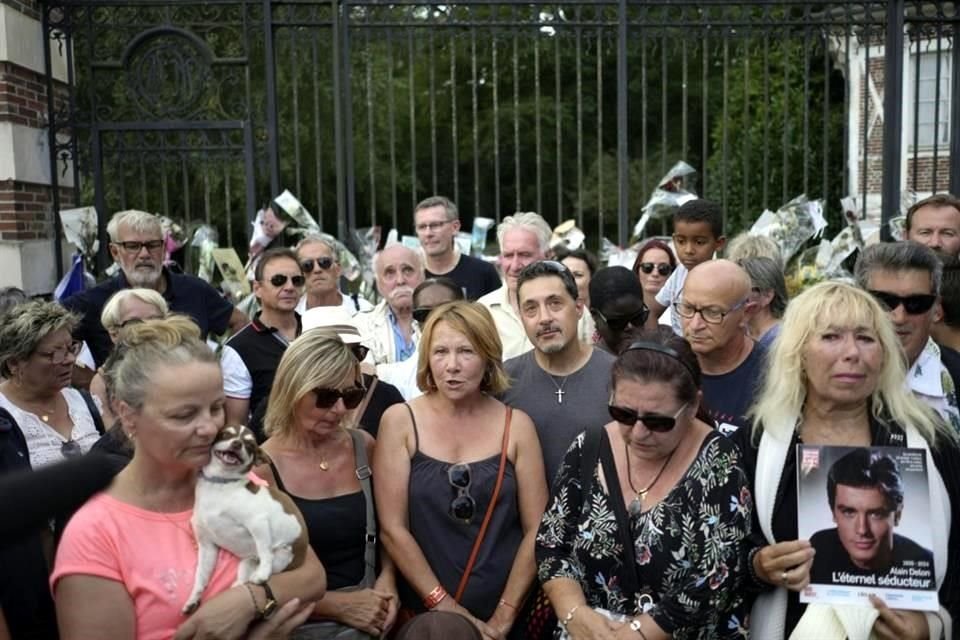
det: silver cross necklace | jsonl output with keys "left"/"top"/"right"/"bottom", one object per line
{"left": 544, "top": 371, "right": 569, "bottom": 404}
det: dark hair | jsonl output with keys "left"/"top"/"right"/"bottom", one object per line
{"left": 906, "top": 193, "right": 960, "bottom": 231}
{"left": 738, "top": 256, "right": 788, "bottom": 318}
{"left": 394, "top": 611, "right": 482, "bottom": 640}
{"left": 516, "top": 260, "right": 580, "bottom": 305}
{"left": 555, "top": 247, "right": 599, "bottom": 276}
{"left": 254, "top": 247, "right": 301, "bottom": 282}
{"left": 632, "top": 239, "right": 677, "bottom": 278}
{"left": 674, "top": 198, "right": 724, "bottom": 239}
{"left": 611, "top": 328, "right": 709, "bottom": 423}
{"left": 854, "top": 241, "right": 942, "bottom": 296}
{"left": 588, "top": 266, "right": 644, "bottom": 312}
{"left": 940, "top": 255, "right": 960, "bottom": 328}
{"left": 826, "top": 449, "right": 904, "bottom": 512}
{"left": 413, "top": 277, "right": 464, "bottom": 304}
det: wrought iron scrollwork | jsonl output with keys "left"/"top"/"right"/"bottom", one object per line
{"left": 122, "top": 27, "right": 214, "bottom": 119}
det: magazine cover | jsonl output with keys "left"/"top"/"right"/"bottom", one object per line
{"left": 796, "top": 444, "right": 938, "bottom": 611}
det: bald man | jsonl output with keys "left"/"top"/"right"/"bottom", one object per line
{"left": 355, "top": 244, "right": 426, "bottom": 364}
{"left": 677, "top": 260, "right": 767, "bottom": 435}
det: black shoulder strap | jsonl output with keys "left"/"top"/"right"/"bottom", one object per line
{"left": 268, "top": 460, "right": 288, "bottom": 493}
{"left": 351, "top": 292, "right": 360, "bottom": 312}
{"left": 597, "top": 429, "right": 643, "bottom": 599}
{"left": 78, "top": 389, "right": 106, "bottom": 436}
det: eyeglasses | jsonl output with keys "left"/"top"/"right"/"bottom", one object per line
{"left": 639, "top": 262, "right": 673, "bottom": 277}
{"left": 61, "top": 440, "right": 82, "bottom": 459}
{"left": 114, "top": 240, "right": 164, "bottom": 253}
{"left": 267, "top": 274, "right": 306, "bottom": 288}
{"left": 412, "top": 307, "right": 433, "bottom": 324}
{"left": 868, "top": 290, "right": 937, "bottom": 315}
{"left": 348, "top": 344, "right": 370, "bottom": 362}
{"left": 301, "top": 257, "right": 335, "bottom": 272}
{"left": 448, "top": 462, "right": 475, "bottom": 522}
{"left": 118, "top": 315, "right": 163, "bottom": 329}
{"left": 608, "top": 402, "right": 689, "bottom": 432}
{"left": 592, "top": 306, "right": 649, "bottom": 332}
{"left": 673, "top": 298, "right": 747, "bottom": 324}
{"left": 313, "top": 386, "right": 366, "bottom": 409}
{"left": 35, "top": 339, "right": 82, "bottom": 364}
{"left": 415, "top": 220, "right": 451, "bottom": 233}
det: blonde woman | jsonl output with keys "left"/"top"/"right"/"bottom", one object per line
{"left": 733, "top": 281, "right": 960, "bottom": 640}
{"left": 255, "top": 329, "right": 399, "bottom": 639}
{"left": 52, "top": 316, "right": 325, "bottom": 639}
{"left": 375, "top": 301, "right": 547, "bottom": 639}
{"left": 90, "top": 288, "right": 169, "bottom": 428}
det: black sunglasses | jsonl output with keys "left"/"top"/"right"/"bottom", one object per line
{"left": 593, "top": 306, "right": 649, "bottom": 332}
{"left": 61, "top": 440, "right": 82, "bottom": 459}
{"left": 349, "top": 344, "right": 370, "bottom": 362}
{"left": 868, "top": 290, "right": 937, "bottom": 315}
{"left": 412, "top": 307, "right": 432, "bottom": 324}
{"left": 314, "top": 386, "right": 366, "bottom": 409}
{"left": 448, "top": 462, "right": 475, "bottom": 522}
{"left": 268, "top": 274, "right": 306, "bottom": 288}
{"left": 608, "top": 402, "right": 689, "bottom": 432}
{"left": 301, "top": 257, "right": 335, "bottom": 272}
{"left": 639, "top": 262, "right": 673, "bottom": 277}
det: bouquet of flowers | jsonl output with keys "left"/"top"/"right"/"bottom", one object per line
{"left": 189, "top": 224, "right": 219, "bottom": 283}
{"left": 551, "top": 220, "right": 586, "bottom": 252}
{"left": 634, "top": 160, "right": 698, "bottom": 238}
{"left": 159, "top": 216, "right": 187, "bottom": 265}
{"left": 749, "top": 194, "right": 828, "bottom": 264}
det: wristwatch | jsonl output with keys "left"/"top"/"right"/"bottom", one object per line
{"left": 257, "top": 581, "right": 279, "bottom": 620}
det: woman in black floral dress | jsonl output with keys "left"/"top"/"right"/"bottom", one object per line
{"left": 535, "top": 332, "right": 752, "bottom": 640}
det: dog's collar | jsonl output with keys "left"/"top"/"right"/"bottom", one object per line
{"left": 200, "top": 471, "right": 246, "bottom": 484}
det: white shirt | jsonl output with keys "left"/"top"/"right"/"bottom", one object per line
{"left": 221, "top": 345, "right": 253, "bottom": 399}
{"left": 908, "top": 338, "right": 960, "bottom": 431}
{"left": 376, "top": 351, "right": 423, "bottom": 401}
{"left": 655, "top": 264, "right": 688, "bottom": 336}
{"left": 477, "top": 285, "right": 533, "bottom": 361}
{"left": 295, "top": 291, "right": 373, "bottom": 316}
{"left": 0, "top": 388, "right": 101, "bottom": 469}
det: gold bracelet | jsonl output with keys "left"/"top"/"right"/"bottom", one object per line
{"left": 498, "top": 598, "right": 517, "bottom": 610}
{"left": 560, "top": 604, "right": 581, "bottom": 629}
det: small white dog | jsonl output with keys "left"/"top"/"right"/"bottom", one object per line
{"left": 183, "top": 424, "right": 307, "bottom": 614}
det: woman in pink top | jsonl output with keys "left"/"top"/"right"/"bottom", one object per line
{"left": 52, "top": 315, "right": 327, "bottom": 640}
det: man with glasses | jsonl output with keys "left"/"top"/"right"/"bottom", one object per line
{"left": 478, "top": 212, "right": 553, "bottom": 359}
{"left": 222, "top": 248, "right": 304, "bottom": 432}
{"left": 65, "top": 210, "right": 247, "bottom": 367}
{"left": 855, "top": 241, "right": 960, "bottom": 429}
{"left": 502, "top": 261, "right": 615, "bottom": 482}
{"left": 293, "top": 235, "right": 373, "bottom": 316}
{"left": 414, "top": 196, "right": 501, "bottom": 300}
{"left": 355, "top": 244, "right": 425, "bottom": 364}
{"left": 677, "top": 260, "right": 764, "bottom": 435}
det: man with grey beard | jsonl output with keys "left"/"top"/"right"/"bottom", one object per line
{"left": 355, "top": 243, "right": 425, "bottom": 364}
{"left": 501, "top": 260, "right": 615, "bottom": 483}
{"left": 64, "top": 209, "right": 247, "bottom": 367}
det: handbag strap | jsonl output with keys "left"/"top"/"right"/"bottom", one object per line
{"left": 454, "top": 406, "right": 512, "bottom": 602}
{"left": 349, "top": 428, "right": 378, "bottom": 588}
{"left": 597, "top": 428, "right": 643, "bottom": 598}
{"left": 353, "top": 376, "right": 379, "bottom": 428}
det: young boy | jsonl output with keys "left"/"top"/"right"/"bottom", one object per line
{"left": 645, "top": 198, "right": 726, "bottom": 335}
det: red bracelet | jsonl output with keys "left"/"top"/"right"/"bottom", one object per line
{"left": 423, "top": 585, "right": 448, "bottom": 609}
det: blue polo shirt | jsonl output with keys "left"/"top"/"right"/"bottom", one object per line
{"left": 64, "top": 267, "right": 234, "bottom": 366}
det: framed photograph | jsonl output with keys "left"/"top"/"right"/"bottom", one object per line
{"left": 797, "top": 444, "right": 938, "bottom": 611}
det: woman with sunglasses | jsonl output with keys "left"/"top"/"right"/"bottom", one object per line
{"left": 255, "top": 329, "right": 400, "bottom": 639}
{"left": 536, "top": 330, "right": 752, "bottom": 640}
{"left": 632, "top": 239, "right": 676, "bottom": 321}
{"left": 375, "top": 301, "right": 548, "bottom": 639}
{"left": 733, "top": 281, "right": 960, "bottom": 640}
{"left": 0, "top": 300, "right": 106, "bottom": 639}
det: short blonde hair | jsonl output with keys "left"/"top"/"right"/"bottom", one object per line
{"left": 105, "top": 315, "right": 214, "bottom": 410}
{"left": 750, "top": 281, "right": 950, "bottom": 447}
{"left": 263, "top": 330, "right": 361, "bottom": 439}
{"left": 416, "top": 301, "right": 510, "bottom": 395}
{"left": 107, "top": 210, "right": 162, "bottom": 242}
{"left": 100, "top": 288, "right": 169, "bottom": 331}
{"left": 0, "top": 301, "right": 79, "bottom": 377}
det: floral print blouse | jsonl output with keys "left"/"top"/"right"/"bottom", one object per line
{"left": 536, "top": 429, "right": 753, "bottom": 639}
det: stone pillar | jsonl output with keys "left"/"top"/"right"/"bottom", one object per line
{"left": 0, "top": 0, "right": 73, "bottom": 294}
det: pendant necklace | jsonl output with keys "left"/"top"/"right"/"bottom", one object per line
{"left": 541, "top": 368, "right": 572, "bottom": 404}
{"left": 624, "top": 444, "right": 675, "bottom": 516}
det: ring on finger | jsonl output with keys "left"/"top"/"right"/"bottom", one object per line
{"left": 781, "top": 569, "right": 789, "bottom": 587}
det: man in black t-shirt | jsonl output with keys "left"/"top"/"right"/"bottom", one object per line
{"left": 414, "top": 195, "right": 501, "bottom": 300}
{"left": 678, "top": 260, "right": 766, "bottom": 435}
{"left": 809, "top": 449, "right": 934, "bottom": 587}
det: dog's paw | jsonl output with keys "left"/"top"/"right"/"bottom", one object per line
{"left": 182, "top": 600, "right": 200, "bottom": 615}
{"left": 249, "top": 570, "right": 271, "bottom": 585}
